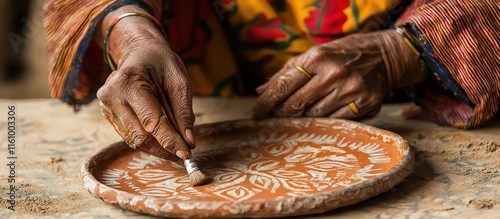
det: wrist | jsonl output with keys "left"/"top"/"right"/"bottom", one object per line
{"left": 110, "top": 18, "right": 168, "bottom": 68}
{"left": 95, "top": 5, "right": 168, "bottom": 69}
{"left": 377, "top": 30, "right": 424, "bottom": 91}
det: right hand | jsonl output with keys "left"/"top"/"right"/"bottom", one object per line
{"left": 97, "top": 25, "right": 195, "bottom": 161}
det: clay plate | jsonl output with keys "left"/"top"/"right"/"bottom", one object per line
{"left": 80, "top": 118, "right": 414, "bottom": 218}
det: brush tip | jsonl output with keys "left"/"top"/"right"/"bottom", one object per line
{"left": 189, "top": 170, "right": 210, "bottom": 186}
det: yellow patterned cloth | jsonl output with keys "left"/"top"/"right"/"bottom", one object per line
{"left": 44, "top": 0, "right": 499, "bottom": 129}
{"left": 44, "top": 0, "right": 400, "bottom": 101}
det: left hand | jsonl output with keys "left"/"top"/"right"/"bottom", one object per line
{"left": 251, "top": 30, "right": 424, "bottom": 120}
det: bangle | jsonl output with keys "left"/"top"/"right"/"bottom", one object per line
{"left": 103, "top": 12, "right": 165, "bottom": 71}
{"left": 396, "top": 27, "right": 429, "bottom": 80}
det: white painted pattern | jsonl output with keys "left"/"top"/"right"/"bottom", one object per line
{"left": 79, "top": 118, "right": 414, "bottom": 218}
{"left": 99, "top": 125, "right": 392, "bottom": 206}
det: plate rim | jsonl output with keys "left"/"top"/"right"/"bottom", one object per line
{"left": 80, "top": 118, "right": 414, "bottom": 218}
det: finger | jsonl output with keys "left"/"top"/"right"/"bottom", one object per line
{"left": 255, "top": 65, "right": 290, "bottom": 95}
{"left": 106, "top": 101, "right": 180, "bottom": 161}
{"left": 304, "top": 75, "right": 365, "bottom": 117}
{"left": 346, "top": 95, "right": 383, "bottom": 120}
{"left": 251, "top": 67, "right": 312, "bottom": 119}
{"left": 126, "top": 81, "right": 190, "bottom": 160}
{"left": 303, "top": 87, "right": 344, "bottom": 117}
{"left": 328, "top": 99, "right": 363, "bottom": 119}
{"left": 115, "top": 106, "right": 179, "bottom": 161}
{"left": 99, "top": 102, "right": 125, "bottom": 139}
{"left": 273, "top": 76, "right": 331, "bottom": 117}
{"left": 328, "top": 95, "right": 382, "bottom": 119}
{"left": 163, "top": 70, "right": 196, "bottom": 149}
{"left": 255, "top": 82, "right": 270, "bottom": 95}
{"left": 139, "top": 142, "right": 179, "bottom": 161}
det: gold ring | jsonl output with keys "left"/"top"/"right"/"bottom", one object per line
{"left": 295, "top": 65, "right": 313, "bottom": 79}
{"left": 348, "top": 102, "right": 361, "bottom": 115}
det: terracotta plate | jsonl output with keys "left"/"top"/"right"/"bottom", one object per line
{"left": 80, "top": 118, "right": 414, "bottom": 218}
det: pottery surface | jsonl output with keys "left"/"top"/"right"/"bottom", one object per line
{"left": 80, "top": 118, "right": 414, "bottom": 218}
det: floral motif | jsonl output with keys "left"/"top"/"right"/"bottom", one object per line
{"left": 239, "top": 13, "right": 296, "bottom": 50}
{"left": 214, "top": 0, "right": 237, "bottom": 15}
{"left": 83, "top": 118, "right": 414, "bottom": 218}
{"left": 98, "top": 122, "right": 393, "bottom": 203}
{"left": 304, "top": 0, "right": 350, "bottom": 43}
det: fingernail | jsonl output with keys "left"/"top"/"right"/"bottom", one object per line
{"left": 185, "top": 129, "right": 196, "bottom": 148}
{"left": 175, "top": 150, "right": 189, "bottom": 160}
{"left": 256, "top": 85, "right": 265, "bottom": 94}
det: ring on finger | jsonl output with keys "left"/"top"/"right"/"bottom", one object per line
{"left": 295, "top": 65, "right": 313, "bottom": 79}
{"left": 348, "top": 101, "right": 361, "bottom": 115}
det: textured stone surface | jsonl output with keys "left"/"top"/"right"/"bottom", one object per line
{"left": 0, "top": 98, "right": 499, "bottom": 218}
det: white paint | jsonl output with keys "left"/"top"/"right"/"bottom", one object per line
{"left": 89, "top": 118, "right": 412, "bottom": 214}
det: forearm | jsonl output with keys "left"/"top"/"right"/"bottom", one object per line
{"left": 93, "top": 5, "right": 169, "bottom": 69}
{"left": 396, "top": 0, "right": 499, "bottom": 128}
{"left": 379, "top": 29, "right": 424, "bottom": 91}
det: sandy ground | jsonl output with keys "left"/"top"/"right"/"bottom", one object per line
{"left": 0, "top": 98, "right": 498, "bottom": 218}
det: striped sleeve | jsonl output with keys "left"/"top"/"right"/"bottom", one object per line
{"left": 395, "top": 0, "right": 500, "bottom": 129}
{"left": 43, "top": 0, "right": 165, "bottom": 106}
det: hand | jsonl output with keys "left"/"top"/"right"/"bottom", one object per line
{"left": 252, "top": 30, "right": 423, "bottom": 120}
{"left": 95, "top": 6, "right": 195, "bottom": 161}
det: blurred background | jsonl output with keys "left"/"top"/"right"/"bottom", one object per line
{"left": 0, "top": 1, "right": 50, "bottom": 98}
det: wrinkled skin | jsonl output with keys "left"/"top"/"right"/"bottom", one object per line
{"left": 94, "top": 6, "right": 422, "bottom": 161}
{"left": 94, "top": 5, "right": 195, "bottom": 161}
{"left": 251, "top": 30, "right": 423, "bottom": 120}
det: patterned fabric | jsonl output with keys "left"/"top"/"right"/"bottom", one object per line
{"left": 44, "top": 0, "right": 499, "bottom": 129}
{"left": 43, "top": 0, "right": 164, "bottom": 104}
{"left": 396, "top": 0, "right": 500, "bottom": 129}
{"left": 44, "top": 0, "right": 399, "bottom": 102}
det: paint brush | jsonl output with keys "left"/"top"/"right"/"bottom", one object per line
{"left": 147, "top": 68, "right": 209, "bottom": 186}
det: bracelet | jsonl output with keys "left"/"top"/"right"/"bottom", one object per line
{"left": 103, "top": 12, "right": 165, "bottom": 71}
{"left": 396, "top": 27, "right": 429, "bottom": 79}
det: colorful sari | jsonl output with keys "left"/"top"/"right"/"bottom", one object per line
{"left": 44, "top": 0, "right": 499, "bottom": 129}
